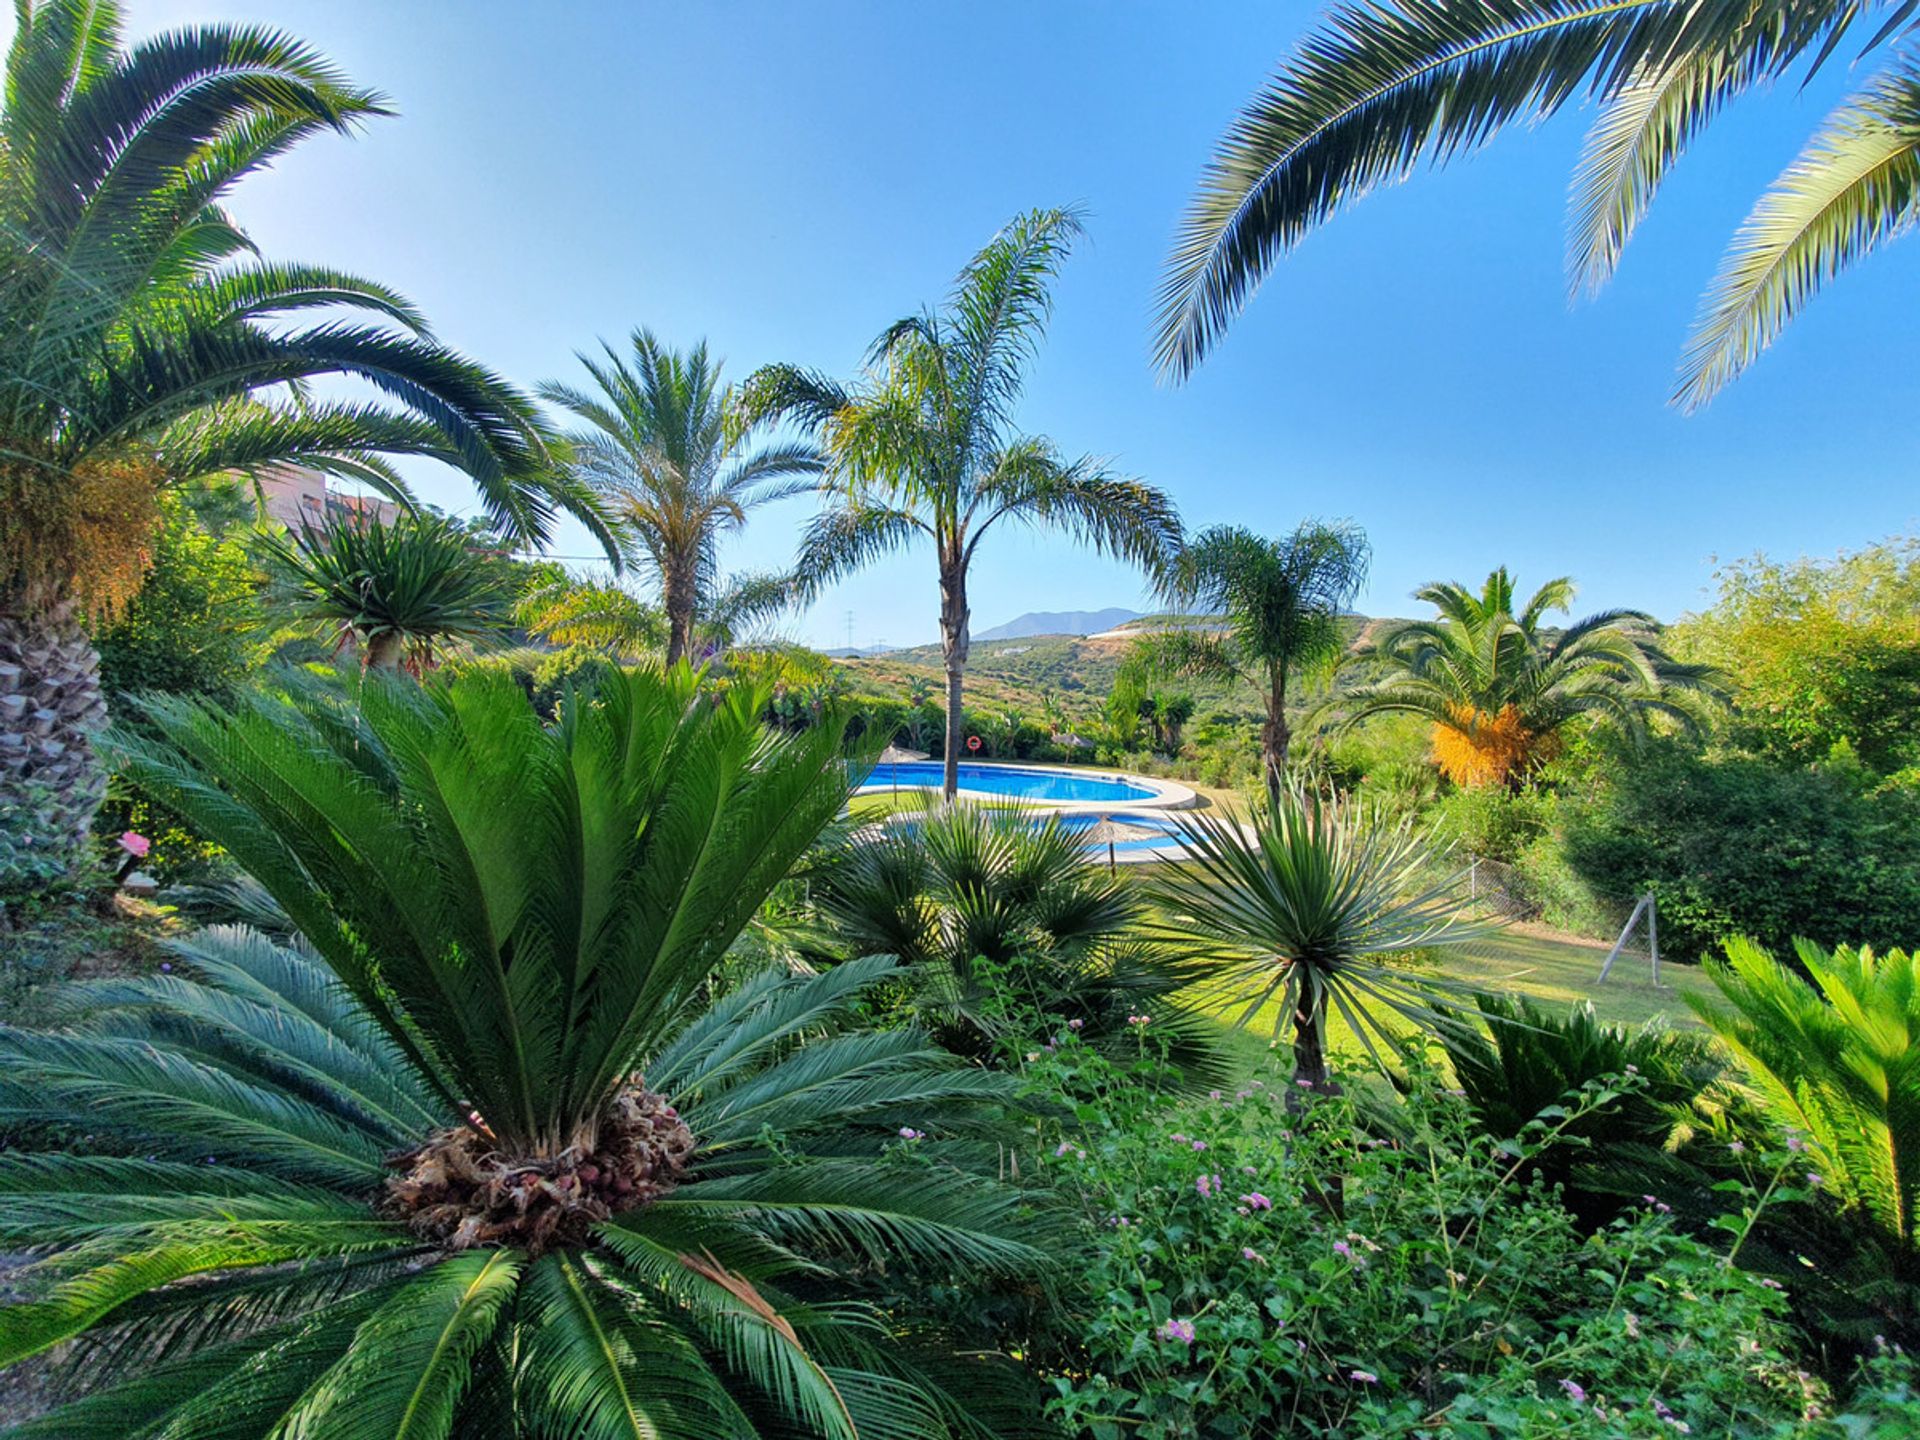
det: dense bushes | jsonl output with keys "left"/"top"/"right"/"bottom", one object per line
{"left": 1027, "top": 1033, "right": 1852, "bottom": 1438}
{"left": 1560, "top": 744, "right": 1920, "bottom": 957}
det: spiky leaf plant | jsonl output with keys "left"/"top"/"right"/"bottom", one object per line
{"left": 259, "top": 510, "right": 513, "bottom": 672}
{"left": 1147, "top": 788, "right": 1491, "bottom": 1096}
{"left": 0, "top": 666, "right": 1052, "bottom": 1438}
{"left": 812, "top": 801, "right": 1227, "bottom": 1083}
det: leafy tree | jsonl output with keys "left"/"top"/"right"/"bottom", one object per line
{"left": 517, "top": 571, "right": 666, "bottom": 658}
{"left": 811, "top": 801, "right": 1223, "bottom": 1080}
{"left": 541, "top": 330, "right": 817, "bottom": 665}
{"left": 1138, "top": 522, "right": 1369, "bottom": 802}
{"left": 745, "top": 209, "right": 1181, "bottom": 800}
{"left": 1149, "top": 788, "right": 1486, "bottom": 1096}
{"left": 93, "top": 498, "right": 259, "bottom": 702}
{"left": 259, "top": 511, "right": 512, "bottom": 672}
{"left": 0, "top": 665, "right": 1054, "bottom": 1437}
{"left": 1155, "top": 0, "right": 1920, "bottom": 408}
{"left": 1674, "top": 538, "right": 1920, "bottom": 774}
{"left": 1331, "top": 568, "right": 1720, "bottom": 789}
{"left": 1691, "top": 938, "right": 1920, "bottom": 1307}
{"left": 0, "top": 0, "right": 610, "bottom": 878}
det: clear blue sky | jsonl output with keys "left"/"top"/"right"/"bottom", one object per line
{"left": 42, "top": 3, "right": 1920, "bottom": 646}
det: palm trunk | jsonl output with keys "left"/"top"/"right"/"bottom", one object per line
{"left": 1261, "top": 669, "right": 1290, "bottom": 808}
{"left": 1290, "top": 997, "right": 1329, "bottom": 1095}
{"left": 938, "top": 560, "right": 969, "bottom": 803}
{"left": 364, "top": 631, "right": 407, "bottom": 670}
{"left": 0, "top": 583, "right": 109, "bottom": 892}
{"left": 663, "top": 566, "right": 694, "bottom": 669}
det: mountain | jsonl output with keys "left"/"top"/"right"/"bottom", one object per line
{"left": 972, "top": 607, "right": 1140, "bottom": 642}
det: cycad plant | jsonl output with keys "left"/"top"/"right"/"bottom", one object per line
{"left": 1330, "top": 568, "right": 1719, "bottom": 789}
{"left": 259, "top": 510, "right": 512, "bottom": 672}
{"left": 0, "top": 667, "right": 1051, "bottom": 1437}
{"left": 1148, "top": 788, "right": 1489, "bottom": 1095}
{"left": 813, "top": 802, "right": 1224, "bottom": 1081}
{"left": 540, "top": 331, "right": 818, "bottom": 665}
{"left": 1156, "top": 0, "right": 1920, "bottom": 405}
{"left": 744, "top": 209, "right": 1182, "bottom": 801}
{"left": 0, "top": 0, "right": 609, "bottom": 878}
{"left": 1135, "top": 522, "right": 1370, "bottom": 802}
{"left": 1691, "top": 938, "right": 1920, "bottom": 1289}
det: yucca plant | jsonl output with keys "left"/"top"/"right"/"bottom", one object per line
{"left": 0, "top": 666, "right": 1052, "bottom": 1438}
{"left": 1156, "top": 0, "right": 1920, "bottom": 406}
{"left": 0, "top": 0, "right": 614, "bottom": 879}
{"left": 812, "top": 801, "right": 1224, "bottom": 1081}
{"left": 1328, "top": 568, "right": 1721, "bottom": 789}
{"left": 259, "top": 510, "right": 513, "bottom": 672}
{"left": 1148, "top": 788, "right": 1490, "bottom": 1095}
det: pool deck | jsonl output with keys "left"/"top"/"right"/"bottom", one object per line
{"left": 853, "top": 759, "right": 1199, "bottom": 812}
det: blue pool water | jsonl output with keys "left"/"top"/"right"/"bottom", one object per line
{"left": 1055, "top": 812, "right": 1189, "bottom": 854}
{"left": 859, "top": 761, "right": 1157, "bottom": 804}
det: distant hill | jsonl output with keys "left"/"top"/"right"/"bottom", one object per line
{"left": 973, "top": 607, "right": 1139, "bottom": 642}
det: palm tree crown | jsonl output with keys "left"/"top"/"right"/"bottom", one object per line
{"left": 1138, "top": 521, "right": 1370, "bottom": 802}
{"left": 744, "top": 208, "right": 1182, "bottom": 800}
{"left": 540, "top": 330, "right": 820, "bottom": 666}
{"left": 1155, "top": 0, "right": 1919, "bottom": 408}
{"left": 0, "top": 0, "right": 611, "bottom": 879}
{"left": 0, "top": 665, "right": 1053, "bottom": 1437}
{"left": 1330, "top": 568, "right": 1720, "bottom": 789}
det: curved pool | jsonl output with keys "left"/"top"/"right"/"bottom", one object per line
{"left": 1055, "top": 811, "right": 1190, "bottom": 856}
{"left": 859, "top": 760, "right": 1160, "bottom": 805}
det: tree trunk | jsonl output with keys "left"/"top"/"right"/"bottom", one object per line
{"left": 1260, "top": 668, "right": 1290, "bottom": 808}
{"left": 363, "top": 631, "right": 407, "bottom": 670}
{"left": 938, "top": 560, "right": 969, "bottom": 803}
{"left": 1290, "top": 994, "right": 1329, "bottom": 1095}
{"left": 0, "top": 583, "right": 109, "bottom": 892}
{"left": 663, "top": 564, "right": 694, "bottom": 669}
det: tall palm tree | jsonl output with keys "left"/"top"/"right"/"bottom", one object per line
{"left": 1330, "top": 568, "right": 1720, "bottom": 789}
{"left": 1155, "top": 0, "right": 1920, "bottom": 407}
{"left": 1135, "top": 521, "right": 1370, "bottom": 803}
{"left": 259, "top": 510, "right": 512, "bottom": 672}
{"left": 0, "top": 0, "right": 609, "bottom": 881}
{"left": 540, "top": 331, "right": 820, "bottom": 666}
{"left": 0, "top": 665, "right": 1053, "bottom": 1437}
{"left": 1148, "top": 787, "right": 1488, "bottom": 1096}
{"left": 744, "top": 209, "right": 1183, "bottom": 801}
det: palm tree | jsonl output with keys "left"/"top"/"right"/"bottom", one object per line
{"left": 1690, "top": 938, "right": 1920, "bottom": 1295}
{"left": 0, "top": 665, "right": 1053, "bottom": 1437}
{"left": 260, "top": 511, "right": 512, "bottom": 672}
{"left": 1330, "top": 568, "right": 1719, "bottom": 789}
{"left": 0, "top": 0, "right": 609, "bottom": 880}
{"left": 517, "top": 571, "right": 667, "bottom": 659}
{"left": 1154, "top": 0, "right": 1920, "bottom": 408}
{"left": 540, "top": 331, "right": 820, "bottom": 666}
{"left": 744, "top": 209, "right": 1183, "bottom": 801}
{"left": 1148, "top": 788, "right": 1488, "bottom": 1097}
{"left": 1135, "top": 522, "right": 1370, "bottom": 804}
{"left": 811, "top": 801, "right": 1224, "bottom": 1080}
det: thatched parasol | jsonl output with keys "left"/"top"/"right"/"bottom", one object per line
{"left": 1077, "top": 814, "right": 1164, "bottom": 873}
{"left": 877, "top": 743, "right": 929, "bottom": 765}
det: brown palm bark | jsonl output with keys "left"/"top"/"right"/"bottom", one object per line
{"left": 363, "top": 631, "right": 407, "bottom": 670}
{"left": 662, "top": 559, "right": 695, "bottom": 669}
{"left": 0, "top": 582, "right": 109, "bottom": 888}
{"left": 1260, "top": 668, "right": 1290, "bottom": 807}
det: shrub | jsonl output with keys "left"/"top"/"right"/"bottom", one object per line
{"left": 528, "top": 644, "right": 620, "bottom": 717}
{"left": 1558, "top": 744, "right": 1920, "bottom": 957}
{"left": 1033, "top": 1039, "right": 1827, "bottom": 1439}
{"left": 1427, "top": 784, "right": 1553, "bottom": 864}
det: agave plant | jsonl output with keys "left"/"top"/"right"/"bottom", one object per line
{"left": 0, "top": 666, "right": 1051, "bottom": 1437}
{"left": 259, "top": 510, "right": 513, "bottom": 671}
{"left": 1148, "top": 788, "right": 1490, "bottom": 1094}
{"left": 812, "top": 802, "right": 1224, "bottom": 1081}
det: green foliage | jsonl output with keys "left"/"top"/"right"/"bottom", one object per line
{"left": 1674, "top": 538, "right": 1920, "bottom": 774}
{"left": 1559, "top": 742, "right": 1920, "bottom": 956}
{"left": 1034, "top": 1039, "right": 1828, "bottom": 1438}
{"left": 528, "top": 645, "right": 622, "bottom": 719}
{"left": 809, "top": 802, "right": 1225, "bottom": 1082}
{"left": 1148, "top": 789, "right": 1489, "bottom": 1089}
{"left": 8, "top": 668, "right": 1056, "bottom": 1435}
{"left": 93, "top": 499, "right": 259, "bottom": 704}
{"left": 1426, "top": 784, "right": 1554, "bottom": 864}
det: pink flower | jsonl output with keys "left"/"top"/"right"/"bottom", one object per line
{"left": 1332, "top": 1240, "right": 1353, "bottom": 1259}
{"left": 1196, "top": 1174, "right": 1213, "bottom": 1199}
{"left": 1786, "top": 1134, "right": 1805, "bottom": 1153}
{"left": 1242, "top": 1247, "right": 1264, "bottom": 1263}
{"left": 1067, "top": 1018, "right": 1083, "bottom": 1030}
{"left": 118, "top": 831, "right": 150, "bottom": 857}
{"left": 897, "top": 1128, "right": 924, "bottom": 1141}
{"left": 1807, "top": 1172, "right": 1823, "bottom": 1188}
{"left": 1350, "top": 1369, "right": 1378, "bottom": 1384}
{"left": 1157, "top": 1318, "right": 1195, "bottom": 1344}
{"left": 1559, "top": 1379, "right": 1587, "bottom": 1404}
{"left": 1190, "top": 1140, "right": 1208, "bottom": 1152}
{"left": 1240, "top": 1192, "right": 1272, "bottom": 1211}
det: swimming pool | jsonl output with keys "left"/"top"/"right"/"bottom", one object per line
{"left": 1055, "top": 811, "right": 1191, "bottom": 857}
{"left": 858, "top": 760, "right": 1161, "bottom": 805}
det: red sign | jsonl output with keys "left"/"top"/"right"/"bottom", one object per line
{"left": 966, "top": 735, "right": 982, "bottom": 752}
